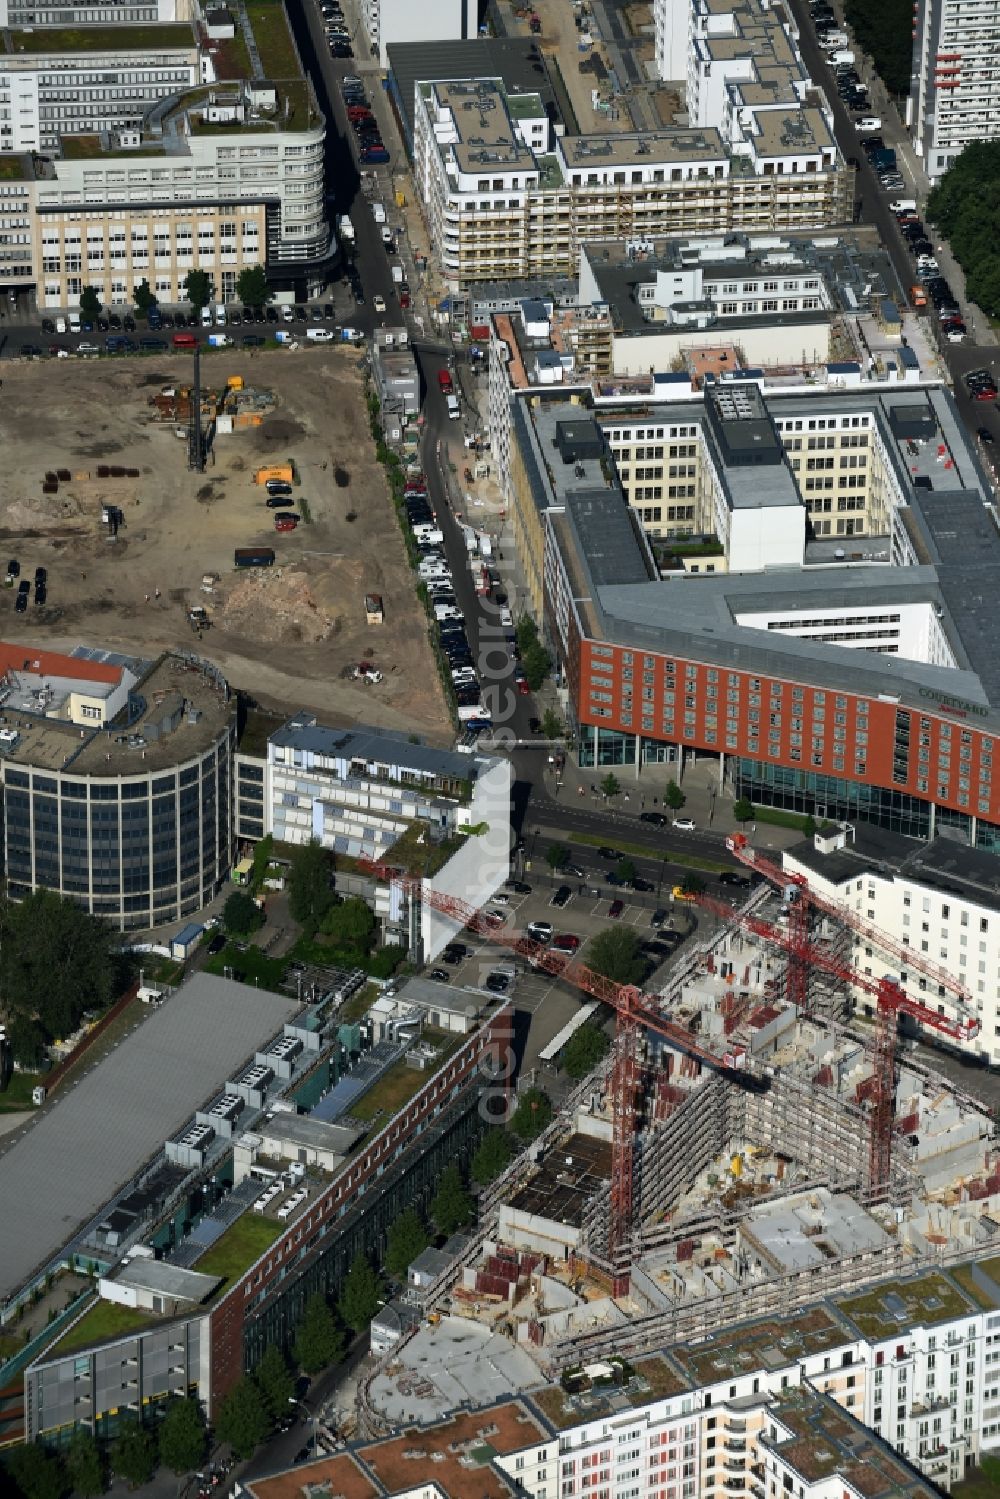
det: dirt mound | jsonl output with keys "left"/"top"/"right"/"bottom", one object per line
{"left": 217, "top": 565, "right": 342, "bottom": 643}
{"left": 5, "top": 492, "right": 89, "bottom": 530}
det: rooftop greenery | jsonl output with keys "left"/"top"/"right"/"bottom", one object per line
{"left": 195, "top": 1213, "right": 284, "bottom": 1294}
{"left": 54, "top": 1298, "right": 156, "bottom": 1353}
{"left": 0, "top": 156, "right": 29, "bottom": 180}
{"left": 384, "top": 821, "right": 467, "bottom": 878}
{"left": 837, "top": 1272, "right": 973, "bottom": 1337}
{"left": 10, "top": 24, "right": 193, "bottom": 52}
{"left": 244, "top": 0, "right": 301, "bottom": 79}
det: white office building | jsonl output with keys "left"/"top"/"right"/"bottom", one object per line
{"left": 0, "top": 0, "right": 187, "bottom": 20}
{"left": 360, "top": 0, "right": 472, "bottom": 70}
{"left": 909, "top": 0, "right": 1000, "bottom": 179}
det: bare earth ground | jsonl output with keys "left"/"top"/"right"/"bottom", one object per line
{"left": 0, "top": 348, "right": 450, "bottom": 740}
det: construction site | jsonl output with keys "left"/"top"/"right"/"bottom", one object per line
{"left": 0, "top": 348, "right": 450, "bottom": 738}
{"left": 362, "top": 834, "right": 1000, "bottom": 1396}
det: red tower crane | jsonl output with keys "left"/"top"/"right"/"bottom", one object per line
{"left": 696, "top": 887, "right": 979, "bottom": 1194}
{"left": 725, "top": 833, "right": 974, "bottom": 1010}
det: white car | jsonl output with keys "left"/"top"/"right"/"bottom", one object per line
{"left": 672, "top": 817, "right": 696, "bottom": 832}
{"left": 55, "top": 315, "right": 66, "bottom": 334}
{"left": 373, "top": 294, "right": 386, "bottom": 313}
{"left": 306, "top": 327, "right": 334, "bottom": 342}
{"left": 282, "top": 305, "right": 294, "bottom": 322}
{"left": 498, "top": 606, "right": 513, "bottom": 627}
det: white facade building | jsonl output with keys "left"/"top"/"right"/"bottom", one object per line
{"left": 360, "top": 0, "right": 472, "bottom": 70}
{"left": 0, "top": 0, "right": 186, "bottom": 20}
{"left": 909, "top": 0, "right": 1000, "bottom": 180}
{"left": 785, "top": 824, "right": 1000, "bottom": 1063}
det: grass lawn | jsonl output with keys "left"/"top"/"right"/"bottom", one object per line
{"left": 12, "top": 24, "right": 191, "bottom": 51}
{"left": 195, "top": 1214, "right": 283, "bottom": 1289}
{"left": 245, "top": 0, "right": 301, "bottom": 78}
{"left": 54, "top": 1298, "right": 155, "bottom": 1353}
{"left": 351, "top": 1060, "right": 429, "bottom": 1122}
{"left": 0, "top": 1070, "right": 42, "bottom": 1113}
{"left": 953, "top": 1472, "right": 1000, "bottom": 1498}
{"left": 749, "top": 807, "right": 832, "bottom": 834}
{"left": 570, "top": 830, "right": 729, "bottom": 874}
{"left": 204, "top": 943, "right": 286, "bottom": 991}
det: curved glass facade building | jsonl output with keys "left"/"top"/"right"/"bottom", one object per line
{"left": 0, "top": 650, "right": 236, "bottom": 930}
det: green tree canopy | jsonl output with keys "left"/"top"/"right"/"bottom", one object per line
{"left": 236, "top": 265, "right": 271, "bottom": 306}
{"left": 515, "top": 615, "right": 539, "bottom": 653}
{"left": 78, "top": 286, "right": 102, "bottom": 318}
{"left": 132, "top": 278, "right": 156, "bottom": 316}
{"left": 386, "top": 1207, "right": 429, "bottom": 1278}
{"left": 665, "top": 779, "right": 685, "bottom": 811}
{"left": 927, "top": 141, "right": 1000, "bottom": 318}
{"left": 541, "top": 708, "right": 563, "bottom": 739}
{"left": 183, "top": 268, "right": 214, "bottom": 310}
{"left": 7, "top": 1014, "right": 47, "bottom": 1069}
{"left": 522, "top": 640, "right": 552, "bottom": 692}
{"left": 0, "top": 891, "right": 119, "bottom": 1043}
{"left": 430, "top": 1163, "right": 473, "bottom": 1236}
{"left": 338, "top": 1252, "right": 382, "bottom": 1334}
{"left": 7, "top": 1443, "right": 68, "bottom": 1499}
{"left": 64, "top": 1428, "right": 104, "bottom": 1497}
{"left": 587, "top": 927, "right": 648, "bottom": 986}
{"left": 215, "top": 1377, "right": 270, "bottom": 1460}
{"left": 223, "top": 890, "right": 264, "bottom": 937}
{"left": 111, "top": 1418, "right": 157, "bottom": 1490}
{"left": 157, "top": 1394, "right": 207, "bottom": 1474}
{"left": 255, "top": 1344, "right": 294, "bottom": 1421}
{"left": 251, "top": 833, "right": 274, "bottom": 889}
{"left": 509, "top": 1087, "right": 553, "bottom": 1142}
{"left": 320, "top": 896, "right": 375, "bottom": 949}
{"left": 288, "top": 839, "right": 336, "bottom": 929}
{"left": 600, "top": 773, "right": 620, "bottom": 799}
{"left": 842, "top": 0, "right": 912, "bottom": 96}
{"left": 733, "top": 797, "right": 754, "bottom": 825}
{"left": 616, "top": 858, "right": 636, "bottom": 886}
{"left": 293, "top": 1292, "right": 344, "bottom": 1375}
{"left": 471, "top": 1126, "right": 514, "bottom": 1186}
{"left": 562, "top": 1022, "right": 611, "bottom": 1080}
{"left": 545, "top": 843, "right": 569, "bottom": 871}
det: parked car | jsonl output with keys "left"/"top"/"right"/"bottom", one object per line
{"left": 672, "top": 817, "right": 697, "bottom": 832}
{"left": 608, "top": 899, "right": 624, "bottom": 919}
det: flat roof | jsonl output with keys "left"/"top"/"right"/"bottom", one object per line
{"left": 764, "top": 1384, "right": 937, "bottom": 1495}
{"left": 787, "top": 825, "right": 1000, "bottom": 916}
{"left": 669, "top": 1304, "right": 850, "bottom": 1386}
{"left": 6, "top": 24, "right": 194, "bottom": 53}
{"left": 0, "top": 651, "right": 234, "bottom": 776}
{"left": 387, "top": 37, "right": 557, "bottom": 151}
{"left": 561, "top": 127, "right": 727, "bottom": 168}
{"left": 242, "top": 1453, "right": 377, "bottom": 1499}
{"left": 0, "top": 973, "right": 300, "bottom": 1301}
{"left": 836, "top": 1270, "right": 975, "bottom": 1340}
{"left": 109, "top": 1258, "right": 221, "bottom": 1303}
{"left": 356, "top": 1401, "right": 546, "bottom": 1497}
{"left": 270, "top": 712, "right": 478, "bottom": 784}
{"left": 257, "top": 1113, "right": 361, "bottom": 1156}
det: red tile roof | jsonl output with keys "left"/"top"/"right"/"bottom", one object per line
{"left": 0, "top": 643, "right": 122, "bottom": 685}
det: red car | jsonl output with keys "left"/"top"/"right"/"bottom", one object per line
{"left": 608, "top": 899, "right": 624, "bottom": 919}
{"left": 275, "top": 514, "right": 299, "bottom": 532}
{"left": 552, "top": 934, "right": 580, "bottom": 953}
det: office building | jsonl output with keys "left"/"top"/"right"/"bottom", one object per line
{"left": 360, "top": 0, "right": 472, "bottom": 70}
{"left": 497, "top": 375, "right": 1000, "bottom": 858}
{"left": 909, "top": 0, "right": 1000, "bottom": 179}
{"left": 235, "top": 712, "right": 512, "bottom": 959}
{"left": 0, "top": 25, "right": 199, "bottom": 154}
{"left": 0, "top": 643, "right": 235, "bottom": 928}
{"left": 0, "top": 0, "right": 188, "bottom": 22}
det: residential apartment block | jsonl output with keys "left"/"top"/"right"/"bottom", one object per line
{"left": 0, "top": 25, "right": 199, "bottom": 154}
{"left": 411, "top": 75, "right": 849, "bottom": 291}
{"left": 909, "top": 0, "right": 1000, "bottom": 179}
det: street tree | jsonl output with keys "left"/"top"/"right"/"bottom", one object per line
{"left": 386, "top": 1208, "right": 429, "bottom": 1278}
{"left": 78, "top": 286, "right": 102, "bottom": 318}
{"left": 111, "top": 1418, "right": 157, "bottom": 1489}
{"left": 616, "top": 858, "right": 636, "bottom": 886}
{"left": 182, "top": 269, "right": 214, "bottom": 310}
{"left": 1, "top": 890, "right": 119, "bottom": 1042}
{"left": 509, "top": 1087, "right": 552, "bottom": 1143}
{"left": 157, "top": 1394, "right": 207, "bottom": 1474}
{"left": 7, "top": 1014, "right": 47, "bottom": 1069}
{"left": 223, "top": 890, "right": 264, "bottom": 937}
{"left": 588, "top": 927, "right": 648, "bottom": 986}
{"left": 215, "top": 1377, "right": 270, "bottom": 1460}
{"left": 431, "top": 1164, "right": 473, "bottom": 1235}
{"left": 733, "top": 797, "right": 754, "bottom": 825}
{"left": 132, "top": 278, "right": 156, "bottom": 317}
{"left": 7, "top": 1443, "right": 68, "bottom": 1499}
{"left": 287, "top": 839, "right": 336, "bottom": 929}
{"left": 64, "top": 1428, "right": 104, "bottom": 1497}
{"left": 293, "top": 1292, "right": 344, "bottom": 1375}
{"left": 562, "top": 1022, "right": 610, "bottom": 1080}
{"left": 255, "top": 1344, "right": 294, "bottom": 1422}
{"left": 802, "top": 814, "right": 817, "bottom": 837}
{"left": 600, "top": 773, "right": 620, "bottom": 799}
{"left": 545, "top": 843, "right": 569, "bottom": 872}
{"left": 665, "top": 780, "right": 685, "bottom": 812}
{"left": 680, "top": 873, "right": 706, "bottom": 896}
{"left": 522, "top": 640, "right": 552, "bottom": 692}
{"left": 338, "top": 1252, "right": 382, "bottom": 1333}
{"left": 236, "top": 265, "right": 271, "bottom": 306}
{"left": 541, "top": 708, "right": 563, "bottom": 740}
{"left": 471, "top": 1127, "right": 514, "bottom": 1185}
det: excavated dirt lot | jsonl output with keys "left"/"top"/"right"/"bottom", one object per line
{"left": 0, "top": 348, "right": 450, "bottom": 739}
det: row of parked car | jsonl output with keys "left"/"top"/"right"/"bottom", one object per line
{"left": 341, "top": 75, "right": 389, "bottom": 164}
{"left": 321, "top": 0, "right": 352, "bottom": 58}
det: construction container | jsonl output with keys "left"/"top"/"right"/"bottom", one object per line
{"left": 254, "top": 463, "right": 293, "bottom": 487}
{"left": 365, "top": 593, "right": 384, "bottom": 624}
{"left": 227, "top": 375, "right": 245, "bottom": 391}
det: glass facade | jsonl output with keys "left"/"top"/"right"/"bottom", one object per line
{"left": 1, "top": 728, "right": 235, "bottom": 930}
{"left": 577, "top": 726, "right": 679, "bottom": 769}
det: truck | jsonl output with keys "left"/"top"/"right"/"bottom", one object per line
{"left": 234, "top": 547, "right": 276, "bottom": 568}
{"left": 339, "top": 326, "right": 364, "bottom": 343}
{"left": 208, "top": 332, "right": 230, "bottom": 348}
{"left": 391, "top": 263, "right": 403, "bottom": 285}
{"left": 254, "top": 464, "right": 293, "bottom": 486}
{"left": 437, "top": 367, "right": 454, "bottom": 395}
{"left": 337, "top": 213, "right": 355, "bottom": 242}
{"left": 372, "top": 201, "right": 386, "bottom": 224}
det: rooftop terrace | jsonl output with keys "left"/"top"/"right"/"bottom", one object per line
{"left": 836, "top": 1271, "right": 974, "bottom": 1340}
{"left": 670, "top": 1305, "right": 851, "bottom": 1386}
{"left": 7, "top": 24, "right": 194, "bottom": 53}
{"left": 244, "top": 0, "right": 301, "bottom": 79}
